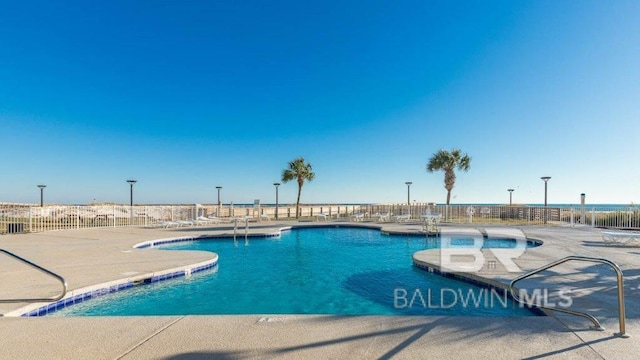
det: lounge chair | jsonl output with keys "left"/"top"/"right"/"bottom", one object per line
{"left": 176, "top": 220, "right": 195, "bottom": 227}
{"left": 195, "top": 216, "right": 216, "bottom": 226}
{"left": 260, "top": 214, "right": 271, "bottom": 222}
{"left": 373, "top": 212, "right": 391, "bottom": 222}
{"left": 206, "top": 216, "right": 232, "bottom": 223}
{"left": 197, "top": 216, "right": 212, "bottom": 221}
{"left": 394, "top": 214, "right": 411, "bottom": 222}
{"left": 316, "top": 213, "right": 328, "bottom": 222}
{"left": 149, "top": 220, "right": 180, "bottom": 228}
{"left": 602, "top": 231, "right": 640, "bottom": 245}
{"left": 160, "top": 221, "right": 180, "bottom": 228}
{"left": 421, "top": 210, "right": 442, "bottom": 222}
{"left": 351, "top": 213, "right": 365, "bottom": 222}
{"left": 232, "top": 216, "right": 252, "bottom": 223}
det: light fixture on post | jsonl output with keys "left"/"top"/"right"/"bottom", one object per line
{"left": 216, "top": 186, "right": 222, "bottom": 216}
{"left": 508, "top": 189, "right": 514, "bottom": 206}
{"left": 273, "top": 183, "right": 281, "bottom": 220}
{"left": 37, "top": 184, "right": 46, "bottom": 207}
{"left": 126, "top": 180, "right": 137, "bottom": 206}
{"left": 405, "top": 181, "right": 412, "bottom": 217}
{"left": 216, "top": 186, "right": 222, "bottom": 206}
{"left": 126, "top": 179, "right": 137, "bottom": 226}
{"left": 540, "top": 176, "right": 551, "bottom": 224}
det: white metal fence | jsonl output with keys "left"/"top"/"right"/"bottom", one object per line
{"left": 0, "top": 203, "right": 366, "bottom": 234}
{"left": 1, "top": 202, "right": 638, "bottom": 234}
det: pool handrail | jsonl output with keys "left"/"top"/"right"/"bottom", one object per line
{"left": 509, "top": 255, "right": 629, "bottom": 338}
{"left": 0, "top": 249, "right": 68, "bottom": 303}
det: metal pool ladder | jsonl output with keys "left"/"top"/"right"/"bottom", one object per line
{"left": 0, "top": 249, "right": 67, "bottom": 304}
{"left": 509, "top": 255, "right": 629, "bottom": 338}
{"left": 233, "top": 217, "right": 249, "bottom": 244}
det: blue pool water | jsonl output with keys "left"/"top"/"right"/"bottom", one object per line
{"left": 54, "top": 227, "right": 537, "bottom": 316}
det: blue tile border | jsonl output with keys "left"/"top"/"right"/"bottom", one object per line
{"left": 412, "top": 260, "right": 545, "bottom": 316}
{"left": 21, "top": 259, "right": 217, "bottom": 317}
{"left": 135, "top": 232, "right": 284, "bottom": 249}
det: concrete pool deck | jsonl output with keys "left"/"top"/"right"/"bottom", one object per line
{"left": 1, "top": 221, "right": 639, "bottom": 359}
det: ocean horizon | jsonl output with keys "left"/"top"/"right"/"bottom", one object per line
{"left": 211, "top": 203, "right": 637, "bottom": 211}
{"left": 10, "top": 202, "right": 631, "bottom": 211}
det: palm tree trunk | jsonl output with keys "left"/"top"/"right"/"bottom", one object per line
{"left": 296, "top": 184, "right": 302, "bottom": 219}
{"left": 445, "top": 190, "right": 451, "bottom": 221}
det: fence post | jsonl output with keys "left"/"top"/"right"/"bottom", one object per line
{"left": 29, "top": 207, "right": 33, "bottom": 232}
{"left": 570, "top": 207, "right": 574, "bottom": 226}
{"left": 591, "top": 208, "right": 595, "bottom": 227}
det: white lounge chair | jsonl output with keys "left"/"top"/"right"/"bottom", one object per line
{"left": 421, "top": 211, "right": 442, "bottom": 222}
{"left": 602, "top": 231, "right": 640, "bottom": 245}
{"left": 373, "top": 212, "right": 391, "bottom": 222}
{"left": 231, "top": 216, "right": 252, "bottom": 223}
{"left": 160, "top": 221, "right": 180, "bottom": 228}
{"left": 260, "top": 214, "right": 271, "bottom": 222}
{"left": 150, "top": 220, "right": 180, "bottom": 228}
{"left": 351, "top": 213, "right": 365, "bottom": 222}
{"left": 316, "top": 213, "right": 329, "bottom": 222}
{"left": 195, "top": 216, "right": 216, "bottom": 226}
{"left": 206, "top": 216, "right": 232, "bottom": 223}
{"left": 176, "top": 220, "right": 195, "bottom": 227}
{"left": 394, "top": 214, "right": 411, "bottom": 222}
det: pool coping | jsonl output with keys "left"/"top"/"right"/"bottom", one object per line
{"left": 2, "top": 224, "right": 638, "bottom": 359}
{"left": 8, "top": 256, "right": 218, "bottom": 317}
{"left": 11, "top": 230, "right": 288, "bottom": 316}
{"left": 11, "top": 223, "right": 540, "bottom": 317}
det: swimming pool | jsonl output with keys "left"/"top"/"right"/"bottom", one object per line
{"left": 53, "top": 227, "right": 538, "bottom": 316}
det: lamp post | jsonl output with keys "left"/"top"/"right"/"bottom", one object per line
{"left": 216, "top": 186, "right": 222, "bottom": 206}
{"left": 508, "top": 189, "right": 514, "bottom": 206}
{"left": 405, "top": 181, "right": 412, "bottom": 217}
{"left": 541, "top": 177, "right": 551, "bottom": 224}
{"left": 37, "top": 184, "right": 46, "bottom": 207}
{"left": 126, "top": 180, "right": 137, "bottom": 206}
{"left": 215, "top": 186, "right": 222, "bottom": 216}
{"left": 126, "top": 180, "right": 137, "bottom": 225}
{"left": 273, "top": 183, "right": 281, "bottom": 220}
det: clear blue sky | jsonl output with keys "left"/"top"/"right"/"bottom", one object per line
{"left": 1, "top": 0, "right": 639, "bottom": 205}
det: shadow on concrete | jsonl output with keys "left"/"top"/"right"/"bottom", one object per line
{"left": 581, "top": 240, "right": 640, "bottom": 248}
{"left": 521, "top": 334, "right": 620, "bottom": 360}
{"left": 264, "top": 316, "right": 608, "bottom": 359}
{"left": 162, "top": 351, "right": 244, "bottom": 360}
{"left": 269, "top": 317, "right": 450, "bottom": 358}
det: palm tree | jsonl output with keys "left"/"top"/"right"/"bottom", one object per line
{"left": 281, "top": 157, "right": 315, "bottom": 219}
{"left": 427, "top": 148, "right": 471, "bottom": 205}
